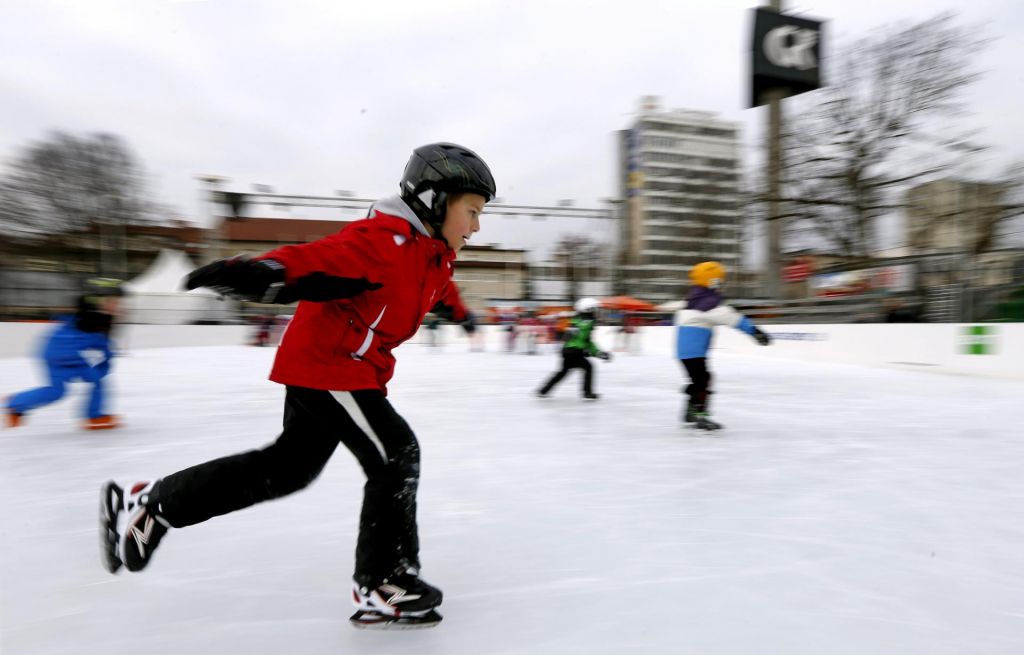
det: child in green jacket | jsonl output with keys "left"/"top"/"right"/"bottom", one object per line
{"left": 537, "top": 298, "right": 611, "bottom": 399}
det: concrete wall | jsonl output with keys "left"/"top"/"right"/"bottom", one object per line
{"left": 1, "top": 322, "right": 1021, "bottom": 380}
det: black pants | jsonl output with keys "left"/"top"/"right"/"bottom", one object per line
{"left": 681, "top": 357, "right": 712, "bottom": 406}
{"left": 152, "top": 386, "right": 420, "bottom": 588}
{"left": 539, "top": 349, "right": 593, "bottom": 396}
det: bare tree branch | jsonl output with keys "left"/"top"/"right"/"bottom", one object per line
{"left": 753, "top": 13, "right": 993, "bottom": 257}
{"left": 0, "top": 131, "right": 165, "bottom": 244}
{"left": 551, "top": 234, "right": 607, "bottom": 302}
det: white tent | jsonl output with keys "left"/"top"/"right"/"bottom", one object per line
{"left": 122, "top": 250, "right": 235, "bottom": 324}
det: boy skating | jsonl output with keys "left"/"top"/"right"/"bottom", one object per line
{"left": 99, "top": 143, "right": 495, "bottom": 629}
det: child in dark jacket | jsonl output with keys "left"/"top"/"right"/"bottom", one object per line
{"left": 98, "top": 143, "right": 494, "bottom": 629}
{"left": 675, "top": 262, "right": 771, "bottom": 430}
{"left": 5, "top": 280, "right": 122, "bottom": 430}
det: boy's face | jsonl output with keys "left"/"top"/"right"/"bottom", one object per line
{"left": 441, "top": 193, "right": 485, "bottom": 253}
{"left": 99, "top": 296, "right": 121, "bottom": 317}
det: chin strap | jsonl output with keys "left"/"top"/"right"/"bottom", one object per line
{"left": 404, "top": 189, "right": 447, "bottom": 241}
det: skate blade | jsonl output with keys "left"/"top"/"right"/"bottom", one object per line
{"left": 685, "top": 423, "right": 723, "bottom": 432}
{"left": 99, "top": 481, "right": 123, "bottom": 574}
{"left": 349, "top": 609, "right": 442, "bottom": 630}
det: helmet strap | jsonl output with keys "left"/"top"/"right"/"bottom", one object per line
{"left": 406, "top": 188, "right": 447, "bottom": 240}
{"left": 430, "top": 190, "right": 449, "bottom": 233}
{"left": 425, "top": 188, "right": 446, "bottom": 241}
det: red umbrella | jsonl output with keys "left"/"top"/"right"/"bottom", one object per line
{"left": 599, "top": 296, "right": 656, "bottom": 312}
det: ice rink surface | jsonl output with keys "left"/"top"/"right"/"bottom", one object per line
{"left": 2, "top": 339, "right": 1024, "bottom": 655}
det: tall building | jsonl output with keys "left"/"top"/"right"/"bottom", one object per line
{"left": 616, "top": 96, "right": 742, "bottom": 303}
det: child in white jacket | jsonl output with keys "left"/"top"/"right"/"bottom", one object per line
{"left": 675, "top": 261, "right": 771, "bottom": 430}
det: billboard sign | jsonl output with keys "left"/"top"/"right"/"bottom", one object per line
{"left": 750, "top": 7, "right": 824, "bottom": 107}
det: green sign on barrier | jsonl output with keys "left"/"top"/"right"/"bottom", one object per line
{"left": 961, "top": 325, "right": 997, "bottom": 355}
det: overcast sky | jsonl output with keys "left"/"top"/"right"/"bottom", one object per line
{"left": 1, "top": 0, "right": 1021, "bottom": 262}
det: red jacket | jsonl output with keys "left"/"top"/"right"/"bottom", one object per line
{"left": 259, "top": 200, "right": 468, "bottom": 393}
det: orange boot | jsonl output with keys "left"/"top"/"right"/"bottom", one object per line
{"left": 5, "top": 409, "right": 22, "bottom": 428}
{"left": 84, "top": 415, "right": 121, "bottom": 430}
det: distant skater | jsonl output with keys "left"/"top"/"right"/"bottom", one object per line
{"left": 6, "top": 279, "right": 123, "bottom": 430}
{"left": 675, "top": 262, "right": 771, "bottom": 430}
{"left": 537, "top": 297, "right": 611, "bottom": 400}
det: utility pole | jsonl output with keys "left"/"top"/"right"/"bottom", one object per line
{"left": 765, "top": 0, "right": 784, "bottom": 300}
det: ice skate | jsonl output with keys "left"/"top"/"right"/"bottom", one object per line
{"left": 99, "top": 481, "right": 124, "bottom": 573}
{"left": 5, "top": 408, "right": 22, "bottom": 428}
{"left": 350, "top": 567, "right": 443, "bottom": 629}
{"left": 692, "top": 413, "right": 723, "bottom": 431}
{"left": 4, "top": 397, "right": 22, "bottom": 428}
{"left": 683, "top": 400, "right": 697, "bottom": 423}
{"left": 684, "top": 398, "right": 720, "bottom": 430}
{"left": 583, "top": 392, "right": 600, "bottom": 400}
{"left": 84, "top": 415, "right": 120, "bottom": 430}
{"left": 349, "top": 608, "right": 443, "bottom": 629}
{"left": 99, "top": 480, "right": 170, "bottom": 573}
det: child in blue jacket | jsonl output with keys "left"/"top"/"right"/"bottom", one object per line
{"left": 5, "top": 281, "right": 122, "bottom": 430}
{"left": 675, "top": 262, "right": 771, "bottom": 430}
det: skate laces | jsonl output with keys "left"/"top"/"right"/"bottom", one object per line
{"left": 116, "top": 480, "right": 172, "bottom": 572}
{"left": 123, "top": 481, "right": 170, "bottom": 527}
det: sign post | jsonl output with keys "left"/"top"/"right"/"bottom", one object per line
{"left": 750, "top": 4, "right": 823, "bottom": 299}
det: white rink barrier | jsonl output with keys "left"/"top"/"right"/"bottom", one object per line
{"left": 0, "top": 322, "right": 250, "bottom": 359}
{"left": 1, "top": 321, "right": 1021, "bottom": 380}
{"left": 625, "top": 323, "right": 1024, "bottom": 381}
{"left": 413, "top": 323, "right": 1024, "bottom": 379}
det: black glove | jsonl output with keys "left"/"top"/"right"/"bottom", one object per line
{"left": 185, "top": 257, "right": 286, "bottom": 303}
{"left": 752, "top": 327, "right": 772, "bottom": 346}
{"left": 597, "top": 350, "right": 612, "bottom": 361}
{"left": 460, "top": 311, "right": 477, "bottom": 335}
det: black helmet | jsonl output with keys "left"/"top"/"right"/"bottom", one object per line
{"left": 76, "top": 278, "right": 122, "bottom": 333}
{"left": 82, "top": 277, "right": 124, "bottom": 302}
{"left": 400, "top": 143, "right": 496, "bottom": 229}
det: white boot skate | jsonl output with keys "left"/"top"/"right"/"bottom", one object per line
{"left": 99, "top": 480, "right": 170, "bottom": 573}
{"left": 350, "top": 567, "right": 443, "bottom": 629}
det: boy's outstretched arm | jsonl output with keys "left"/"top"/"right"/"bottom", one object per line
{"left": 184, "top": 229, "right": 386, "bottom": 304}
{"left": 735, "top": 314, "right": 772, "bottom": 346}
{"left": 751, "top": 326, "right": 772, "bottom": 345}
{"left": 430, "top": 281, "right": 476, "bottom": 334}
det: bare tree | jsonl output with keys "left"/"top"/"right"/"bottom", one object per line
{"left": 766, "top": 12, "right": 991, "bottom": 258}
{"left": 551, "top": 234, "right": 606, "bottom": 303}
{"left": 0, "top": 131, "right": 162, "bottom": 244}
